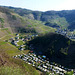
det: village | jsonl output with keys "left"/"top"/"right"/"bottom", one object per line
{"left": 13, "top": 52, "right": 73, "bottom": 75}
{"left": 56, "top": 28, "right": 75, "bottom": 39}
{"left": 8, "top": 34, "right": 38, "bottom": 51}
{"left": 7, "top": 33, "right": 73, "bottom": 75}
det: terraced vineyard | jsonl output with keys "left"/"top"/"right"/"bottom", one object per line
{"left": 0, "top": 33, "right": 40, "bottom": 75}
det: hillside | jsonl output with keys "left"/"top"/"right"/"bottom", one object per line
{"left": 0, "top": 39, "right": 40, "bottom": 75}
{"left": 0, "top": 6, "right": 58, "bottom": 75}
{"left": 28, "top": 33, "right": 75, "bottom": 68}
{"left": 0, "top": 6, "right": 75, "bottom": 74}
{"left": 6, "top": 6, "right": 75, "bottom": 30}
{"left": 0, "top": 27, "right": 42, "bottom": 75}
{"left": 0, "top": 6, "right": 56, "bottom": 34}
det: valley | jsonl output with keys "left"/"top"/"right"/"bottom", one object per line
{"left": 0, "top": 6, "right": 75, "bottom": 75}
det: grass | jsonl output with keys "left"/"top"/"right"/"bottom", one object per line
{"left": 1, "top": 28, "right": 11, "bottom": 34}
{"left": 1, "top": 33, "right": 15, "bottom": 40}
{"left": 0, "top": 41, "right": 6, "bottom": 45}
{"left": 0, "top": 27, "right": 13, "bottom": 38}
{"left": 10, "top": 58, "right": 40, "bottom": 75}
{"left": 65, "top": 71, "right": 73, "bottom": 75}
{"left": 0, "top": 66, "right": 25, "bottom": 75}
{"left": 0, "top": 41, "right": 21, "bottom": 56}
{"left": 22, "top": 50, "right": 30, "bottom": 54}
{"left": 17, "top": 40, "right": 24, "bottom": 45}
{"left": 0, "top": 40, "right": 40, "bottom": 75}
{"left": 17, "top": 14, "right": 56, "bottom": 34}
{"left": 1, "top": 28, "right": 8, "bottom": 30}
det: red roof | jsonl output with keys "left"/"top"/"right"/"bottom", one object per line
{"left": 30, "top": 51, "right": 33, "bottom": 53}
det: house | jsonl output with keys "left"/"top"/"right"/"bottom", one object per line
{"left": 14, "top": 41, "right": 17, "bottom": 44}
{"left": 25, "top": 38, "right": 28, "bottom": 41}
{"left": 15, "top": 44, "right": 19, "bottom": 46}
{"left": 19, "top": 47, "right": 25, "bottom": 51}
{"left": 35, "top": 34, "right": 38, "bottom": 37}
{"left": 33, "top": 54, "right": 36, "bottom": 57}
{"left": 15, "top": 37, "right": 19, "bottom": 40}
{"left": 43, "top": 64, "right": 47, "bottom": 69}
{"left": 16, "top": 34, "right": 19, "bottom": 36}
{"left": 42, "top": 55, "right": 46, "bottom": 59}
{"left": 46, "top": 61, "right": 49, "bottom": 63}
{"left": 44, "top": 69, "right": 47, "bottom": 72}
{"left": 56, "top": 70, "right": 59, "bottom": 74}
{"left": 9, "top": 38, "right": 14, "bottom": 42}
{"left": 20, "top": 45, "right": 25, "bottom": 47}
{"left": 38, "top": 56, "right": 42, "bottom": 59}
{"left": 30, "top": 51, "right": 33, "bottom": 53}
{"left": 22, "top": 38, "right": 24, "bottom": 41}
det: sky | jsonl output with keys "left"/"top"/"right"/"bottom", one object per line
{"left": 0, "top": 0, "right": 75, "bottom": 11}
